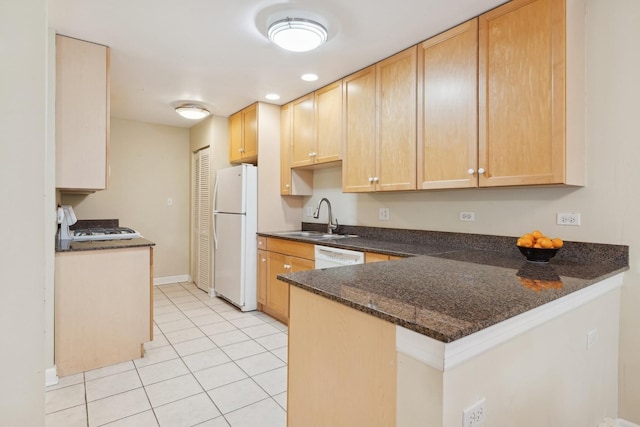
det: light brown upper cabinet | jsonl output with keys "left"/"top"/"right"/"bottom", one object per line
{"left": 418, "top": 20, "right": 478, "bottom": 190}
{"left": 343, "top": 47, "right": 417, "bottom": 192}
{"left": 229, "top": 103, "right": 257, "bottom": 164}
{"left": 291, "top": 81, "right": 343, "bottom": 168}
{"left": 478, "top": 0, "right": 584, "bottom": 187}
{"left": 55, "top": 35, "right": 110, "bottom": 192}
{"left": 280, "top": 102, "right": 312, "bottom": 196}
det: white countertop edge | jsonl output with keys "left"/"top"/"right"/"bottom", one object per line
{"left": 396, "top": 273, "right": 624, "bottom": 372}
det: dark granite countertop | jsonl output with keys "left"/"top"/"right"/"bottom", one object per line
{"left": 262, "top": 224, "right": 629, "bottom": 343}
{"left": 55, "top": 238, "right": 155, "bottom": 252}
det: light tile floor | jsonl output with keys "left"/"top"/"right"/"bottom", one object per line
{"left": 45, "top": 282, "right": 288, "bottom": 427}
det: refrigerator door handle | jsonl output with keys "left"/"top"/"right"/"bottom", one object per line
{"left": 212, "top": 177, "right": 219, "bottom": 213}
{"left": 212, "top": 213, "right": 219, "bottom": 250}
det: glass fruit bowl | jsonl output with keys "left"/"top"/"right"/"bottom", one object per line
{"left": 517, "top": 246, "right": 559, "bottom": 263}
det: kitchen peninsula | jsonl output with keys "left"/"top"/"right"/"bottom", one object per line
{"left": 54, "top": 237, "right": 155, "bottom": 376}
{"left": 274, "top": 227, "right": 628, "bottom": 427}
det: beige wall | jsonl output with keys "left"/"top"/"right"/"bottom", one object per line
{"left": 62, "top": 118, "right": 191, "bottom": 279}
{"left": 0, "top": 0, "right": 48, "bottom": 424}
{"left": 303, "top": 0, "right": 640, "bottom": 421}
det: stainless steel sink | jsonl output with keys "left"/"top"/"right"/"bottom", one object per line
{"left": 273, "top": 231, "right": 355, "bottom": 241}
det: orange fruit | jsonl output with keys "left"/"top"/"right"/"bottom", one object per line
{"left": 538, "top": 237, "right": 553, "bottom": 249}
{"left": 532, "top": 230, "right": 543, "bottom": 239}
{"left": 534, "top": 243, "right": 542, "bottom": 248}
{"left": 551, "top": 238, "right": 564, "bottom": 248}
{"left": 517, "top": 236, "right": 534, "bottom": 247}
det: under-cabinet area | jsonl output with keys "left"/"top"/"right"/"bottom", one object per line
{"left": 54, "top": 243, "right": 154, "bottom": 376}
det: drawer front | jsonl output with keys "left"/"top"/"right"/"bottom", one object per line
{"left": 266, "top": 237, "right": 315, "bottom": 260}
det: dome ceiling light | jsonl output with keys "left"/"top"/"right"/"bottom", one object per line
{"left": 267, "top": 17, "right": 328, "bottom": 52}
{"left": 175, "top": 104, "right": 210, "bottom": 120}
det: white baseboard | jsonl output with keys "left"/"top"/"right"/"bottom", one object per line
{"left": 153, "top": 274, "right": 191, "bottom": 286}
{"left": 45, "top": 366, "right": 58, "bottom": 386}
{"left": 620, "top": 420, "right": 640, "bottom": 427}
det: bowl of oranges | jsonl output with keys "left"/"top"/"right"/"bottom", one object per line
{"left": 516, "top": 230, "right": 563, "bottom": 263}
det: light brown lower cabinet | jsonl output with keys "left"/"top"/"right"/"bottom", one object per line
{"left": 54, "top": 246, "right": 152, "bottom": 376}
{"left": 257, "top": 237, "right": 314, "bottom": 324}
{"left": 288, "top": 286, "right": 397, "bottom": 426}
{"left": 365, "top": 251, "right": 404, "bottom": 263}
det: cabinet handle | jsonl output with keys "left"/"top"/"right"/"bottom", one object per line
{"left": 284, "top": 264, "right": 291, "bottom": 269}
{"left": 478, "top": 168, "right": 486, "bottom": 175}
{"left": 373, "top": 177, "right": 379, "bottom": 183}
{"left": 468, "top": 168, "right": 475, "bottom": 175}
{"left": 309, "top": 152, "right": 317, "bottom": 157}
{"left": 261, "top": 258, "right": 266, "bottom": 262}
{"left": 285, "top": 184, "right": 290, "bottom": 188}
{"left": 368, "top": 177, "right": 374, "bottom": 183}
{"left": 258, "top": 241, "right": 263, "bottom": 245}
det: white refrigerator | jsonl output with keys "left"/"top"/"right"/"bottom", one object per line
{"left": 212, "top": 164, "right": 258, "bottom": 311}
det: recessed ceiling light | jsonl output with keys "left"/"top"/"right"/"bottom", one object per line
{"left": 267, "top": 17, "right": 328, "bottom": 52}
{"left": 265, "top": 93, "right": 281, "bottom": 101}
{"left": 175, "top": 104, "right": 210, "bottom": 120}
{"left": 301, "top": 73, "right": 319, "bottom": 82}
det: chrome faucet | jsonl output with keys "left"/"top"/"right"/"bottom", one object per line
{"left": 313, "top": 197, "right": 338, "bottom": 234}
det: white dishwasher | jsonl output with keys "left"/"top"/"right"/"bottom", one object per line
{"left": 314, "top": 245, "right": 364, "bottom": 269}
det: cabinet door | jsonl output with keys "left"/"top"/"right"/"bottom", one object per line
{"left": 365, "top": 252, "right": 390, "bottom": 263}
{"left": 342, "top": 66, "right": 377, "bottom": 192}
{"left": 280, "top": 103, "right": 293, "bottom": 195}
{"left": 55, "top": 35, "right": 109, "bottom": 191}
{"left": 266, "top": 251, "right": 290, "bottom": 321}
{"left": 418, "top": 19, "right": 478, "bottom": 190}
{"left": 229, "top": 111, "right": 243, "bottom": 163}
{"left": 291, "top": 256, "right": 314, "bottom": 272}
{"left": 315, "top": 80, "right": 343, "bottom": 164}
{"left": 257, "top": 249, "right": 268, "bottom": 305}
{"left": 478, "top": 0, "right": 565, "bottom": 186}
{"left": 291, "top": 94, "right": 316, "bottom": 167}
{"left": 376, "top": 46, "right": 417, "bottom": 192}
{"left": 242, "top": 103, "right": 258, "bottom": 161}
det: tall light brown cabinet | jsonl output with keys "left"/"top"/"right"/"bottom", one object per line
{"left": 342, "top": 47, "right": 417, "bottom": 193}
{"left": 55, "top": 35, "right": 110, "bottom": 192}
{"left": 229, "top": 103, "right": 257, "bottom": 164}
{"left": 478, "top": 0, "right": 574, "bottom": 187}
{"left": 417, "top": 19, "right": 479, "bottom": 190}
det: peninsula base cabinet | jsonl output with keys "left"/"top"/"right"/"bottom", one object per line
{"left": 288, "top": 282, "right": 620, "bottom": 427}
{"left": 54, "top": 246, "right": 153, "bottom": 376}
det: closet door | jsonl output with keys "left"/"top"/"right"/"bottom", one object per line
{"left": 193, "top": 148, "right": 211, "bottom": 293}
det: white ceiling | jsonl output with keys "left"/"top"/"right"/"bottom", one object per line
{"left": 48, "top": 0, "right": 507, "bottom": 128}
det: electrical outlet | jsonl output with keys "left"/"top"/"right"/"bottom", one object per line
{"left": 587, "top": 328, "right": 598, "bottom": 350}
{"left": 463, "top": 398, "right": 486, "bottom": 427}
{"left": 557, "top": 212, "right": 581, "bottom": 226}
{"left": 305, "top": 207, "right": 314, "bottom": 217}
{"left": 379, "top": 208, "right": 390, "bottom": 221}
{"left": 459, "top": 211, "right": 475, "bottom": 222}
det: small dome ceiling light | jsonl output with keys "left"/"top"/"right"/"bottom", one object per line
{"left": 268, "top": 17, "right": 328, "bottom": 52}
{"left": 175, "top": 104, "right": 210, "bottom": 120}
{"left": 301, "top": 73, "right": 319, "bottom": 82}
{"left": 265, "top": 93, "right": 281, "bottom": 101}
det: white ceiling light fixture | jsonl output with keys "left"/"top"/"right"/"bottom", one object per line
{"left": 301, "top": 73, "right": 319, "bottom": 82}
{"left": 175, "top": 104, "right": 210, "bottom": 120}
{"left": 265, "top": 93, "right": 281, "bottom": 101}
{"left": 268, "top": 17, "right": 328, "bottom": 52}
